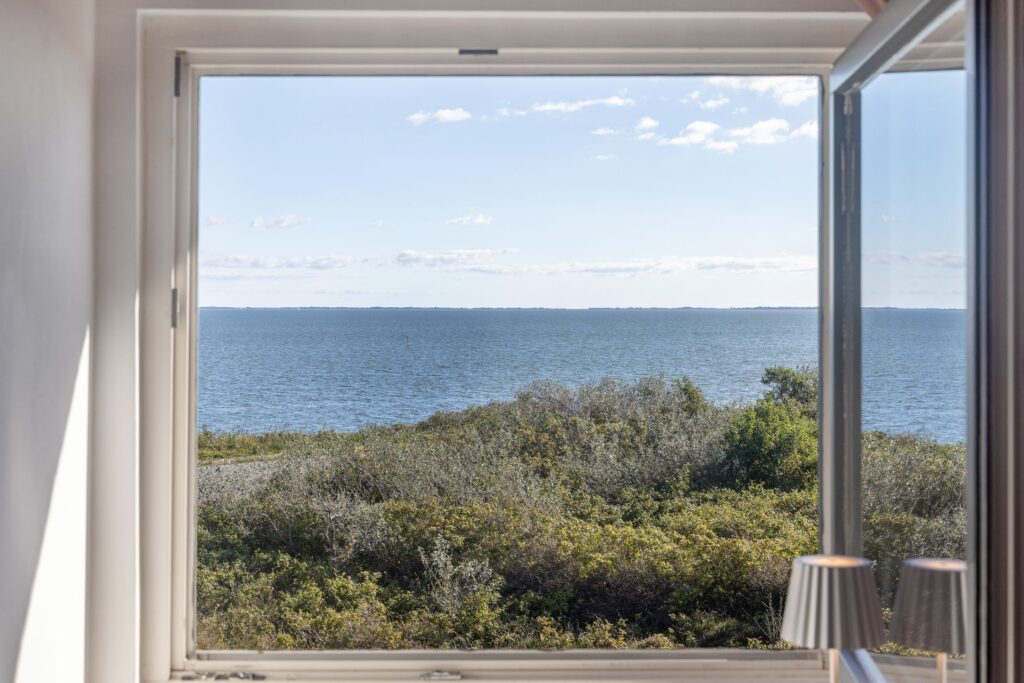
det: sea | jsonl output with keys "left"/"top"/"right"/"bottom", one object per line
{"left": 197, "top": 307, "right": 967, "bottom": 443}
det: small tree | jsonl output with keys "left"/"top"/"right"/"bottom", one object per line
{"left": 722, "top": 399, "right": 817, "bottom": 491}
{"left": 761, "top": 366, "right": 817, "bottom": 418}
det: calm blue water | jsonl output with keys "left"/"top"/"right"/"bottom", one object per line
{"left": 197, "top": 308, "right": 966, "bottom": 443}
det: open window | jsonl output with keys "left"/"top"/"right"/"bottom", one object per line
{"left": 193, "top": 72, "right": 822, "bottom": 656}
{"left": 136, "top": 2, "right": 984, "bottom": 680}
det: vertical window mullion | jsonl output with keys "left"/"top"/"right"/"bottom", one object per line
{"left": 821, "top": 87, "right": 863, "bottom": 558}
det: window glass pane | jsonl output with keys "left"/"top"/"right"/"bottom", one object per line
{"left": 195, "top": 75, "right": 820, "bottom": 651}
{"left": 860, "top": 6, "right": 967, "bottom": 678}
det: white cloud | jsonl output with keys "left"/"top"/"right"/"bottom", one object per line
{"left": 461, "top": 254, "right": 815, "bottom": 276}
{"left": 250, "top": 214, "right": 312, "bottom": 229}
{"left": 867, "top": 251, "right": 965, "bottom": 268}
{"left": 593, "top": 154, "right": 615, "bottom": 161}
{"left": 435, "top": 108, "right": 472, "bottom": 123}
{"left": 445, "top": 213, "right": 495, "bottom": 226}
{"left": 395, "top": 248, "right": 516, "bottom": 267}
{"left": 635, "top": 132, "right": 658, "bottom": 141}
{"left": 635, "top": 116, "right": 660, "bottom": 131}
{"left": 727, "top": 118, "right": 791, "bottom": 145}
{"left": 531, "top": 95, "right": 634, "bottom": 114}
{"left": 592, "top": 127, "right": 618, "bottom": 136}
{"left": 704, "top": 140, "right": 739, "bottom": 153}
{"left": 368, "top": 219, "right": 384, "bottom": 228}
{"left": 660, "top": 121, "right": 720, "bottom": 146}
{"left": 201, "top": 254, "right": 355, "bottom": 270}
{"left": 917, "top": 252, "right": 965, "bottom": 268}
{"left": 497, "top": 106, "right": 528, "bottom": 117}
{"left": 683, "top": 90, "right": 730, "bottom": 110}
{"left": 699, "top": 96, "right": 730, "bottom": 110}
{"left": 706, "top": 76, "right": 818, "bottom": 107}
{"left": 790, "top": 120, "right": 819, "bottom": 139}
{"left": 880, "top": 214, "right": 899, "bottom": 223}
{"left": 408, "top": 107, "right": 472, "bottom": 124}
{"left": 396, "top": 248, "right": 814, "bottom": 276}
{"left": 205, "top": 214, "right": 232, "bottom": 227}
{"left": 654, "top": 118, "right": 809, "bottom": 152}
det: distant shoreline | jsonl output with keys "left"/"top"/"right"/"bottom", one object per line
{"left": 199, "top": 305, "right": 967, "bottom": 312}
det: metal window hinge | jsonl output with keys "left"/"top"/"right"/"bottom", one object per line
{"left": 171, "top": 288, "right": 179, "bottom": 328}
{"left": 420, "top": 672, "right": 463, "bottom": 681}
{"left": 181, "top": 673, "right": 266, "bottom": 681}
{"left": 174, "top": 52, "right": 183, "bottom": 97}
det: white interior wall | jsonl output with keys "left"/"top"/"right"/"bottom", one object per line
{"left": 0, "top": 1, "right": 96, "bottom": 682}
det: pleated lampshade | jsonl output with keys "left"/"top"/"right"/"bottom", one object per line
{"left": 889, "top": 558, "right": 967, "bottom": 654}
{"left": 781, "top": 555, "right": 886, "bottom": 650}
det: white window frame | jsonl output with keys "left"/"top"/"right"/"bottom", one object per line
{"left": 135, "top": 5, "right": 967, "bottom": 681}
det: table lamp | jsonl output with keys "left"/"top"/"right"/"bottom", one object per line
{"left": 889, "top": 558, "right": 967, "bottom": 683}
{"left": 781, "top": 555, "right": 886, "bottom": 683}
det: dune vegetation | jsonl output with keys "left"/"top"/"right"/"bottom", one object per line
{"left": 196, "top": 367, "right": 965, "bottom": 650}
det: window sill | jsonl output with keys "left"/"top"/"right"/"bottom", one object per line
{"left": 175, "top": 648, "right": 824, "bottom": 682}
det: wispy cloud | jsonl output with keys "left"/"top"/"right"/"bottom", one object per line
{"left": 593, "top": 154, "right": 615, "bottom": 161}
{"left": 683, "top": 91, "right": 730, "bottom": 110}
{"left": 706, "top": 76, "right": 818, "bottom": 107}
{"left": 726, "top": 118, "right": 791, "bottom": 145}
{"left": 704, "top": 140, "right": 739, "bottom": 153}
{"left": 368, "top": 219, "right": 385, "bottom": 228}
{"left": 659, "top": 121, "right": 720, "bottom": 146}
{"left": 205, "top": 214, "right": 233, "bottom": 227}
{"left": 464, "top": 255, "right": 815, "bottom": 276}
{"left": 201, "top": 254, "right": 356, "bottom": 269}
{"left": 700, "top": 96, "right": 730, "bottom": 110}
{"left": 648, "top": 117, "right": 811, "bottom": 152}
{"left": 531, "top": 95, "right": 634, "bottom": 114}
{"left": 497, "top": 106, "right": 529, "bottom": 117}
{"left": 408, "top": 107, "right": 472, "bottom": 125}
{"left": 880, "top": 214, "right": 899, "bottom": 223}
{"left": 397, "top": 249, "right": 814, "bottom": 276}
{"left": 591, "top": 127, "right": 618, "bottom": 136}
{"left": 789, "top": 120, "right": 819, "bottom": 139}
{"left": 445, "top": 213, "right": 495, "bottom": 226}
{"left": 395, "top": 248, "right": 517, "bottom": 267}
{"left": 250, "top": 214, "right": 312, "bottom": 229}
{"left": 866, "top": 251, "right": 965, "bottom": 268}
{"left": 635, "top": 117, "right": 660, "bottom": 131}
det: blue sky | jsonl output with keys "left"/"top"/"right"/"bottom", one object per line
{"left": 197, "top": 73, "right": 965, "bottom": 308}
{"left": 862, "top": 70, "right": 967, "bottom": 309}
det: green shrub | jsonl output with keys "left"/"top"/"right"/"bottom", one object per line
{"left": 195, "top": 369, "right": 964, "bottom": 650}
{"left": 721, "top": 399, "right": 817, "bottom": 490}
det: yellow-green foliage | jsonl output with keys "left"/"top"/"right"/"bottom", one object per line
{"left": 196, "top": 368, "right": 964, "bottom": 650}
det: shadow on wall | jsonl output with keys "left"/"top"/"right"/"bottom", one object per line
{"left": 0, "top": 0, "right": 95, "bottom": 681}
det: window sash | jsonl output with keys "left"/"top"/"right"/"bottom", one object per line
{"left": 138, "top": 4, "right": 975, "bottom": 679}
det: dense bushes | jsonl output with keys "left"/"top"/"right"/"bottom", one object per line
{"left": 196, "top": 367, "right": 964, "bottom": 650}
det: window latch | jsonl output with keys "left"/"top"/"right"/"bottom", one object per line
{"left": 420, "top": 672, "right": 463, "bottom": 681}
{"left": 171, "top": 287, "right": 179, "bottom": 329}
{"left": 174, "top": 52, "right": 183, "bottom": 97}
